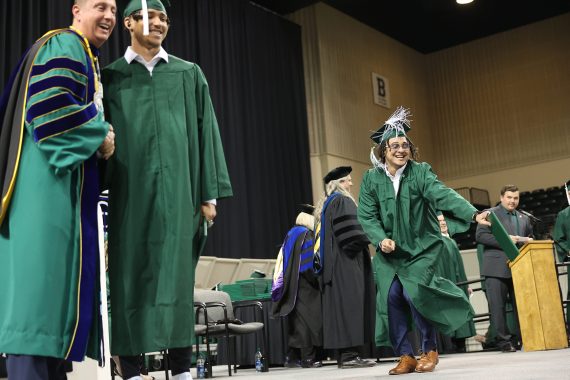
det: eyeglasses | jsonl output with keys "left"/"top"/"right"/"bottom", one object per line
{"left": 387, "top": 142, "right": 411, "bottom": 151}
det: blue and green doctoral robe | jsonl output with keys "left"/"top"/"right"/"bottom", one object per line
{"left": 102, "top": 55, "right": 232, "bottom": 355}
{"left": 0, "top": 28, "right": 109, "bottom": 360}
{"left": 357, "top": 161, "right": 476, "bottom": 347}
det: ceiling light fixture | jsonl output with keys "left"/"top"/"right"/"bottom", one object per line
{"left": 456, "top": 0, "right": 474, "bottom": 4}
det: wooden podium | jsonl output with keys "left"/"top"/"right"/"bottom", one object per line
{"left": 509, "top": 241, "right": 568, "bottom": 351}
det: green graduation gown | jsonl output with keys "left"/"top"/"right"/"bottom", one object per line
{"left": 357, "top": 161, "right": 476, "bottom": 347}
{"left": 102, "top": 55, "right": 232, "bottom": 355}
{"left": 0, "top": 29, "right": 109, "bottom": 360}
{"left": 553, "top": 206, "right": 570, "bottom": 318}
{"left": 437, "top": 236, "right": 476, "bottom": 339}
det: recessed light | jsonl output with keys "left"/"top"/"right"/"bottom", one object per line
{"left": 457, "top": 0, "right": 474, "bottom": 4}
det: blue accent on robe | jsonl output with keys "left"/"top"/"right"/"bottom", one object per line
{"left": 28, "top": 75, "right": 87, "bottom": 102}
{"left": 30, "top": 57, "right": 87, "bottom": 78}
{"left": 314, "top": 192, "right": 341, "bottom": 274}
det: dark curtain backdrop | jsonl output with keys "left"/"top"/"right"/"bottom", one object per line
{"left": 0, "top": 0, "right": 312, "bottom": 259}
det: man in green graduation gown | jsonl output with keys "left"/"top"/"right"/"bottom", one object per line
{"left": 357, "top": 107, "right": 490, "bottom": 375}
{"left": 553, "top": 180, "right": 570, "bottom": 324}
{"left": 102, "top": 1, "right": 232, "bottom": 379}
{"left": 0, "top": 0, "right": 117, "bottom": 378}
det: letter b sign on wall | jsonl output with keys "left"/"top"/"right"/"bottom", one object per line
{"left": 372, "top": 72, "right": 390, "bottom": 109}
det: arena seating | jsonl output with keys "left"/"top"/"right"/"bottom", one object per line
{"left": 453, "top": 185, "right": 568, "bottom": 248}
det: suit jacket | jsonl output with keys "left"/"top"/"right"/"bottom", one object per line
{"left": 476, "top": 205, "right": 533, "bottom": 278}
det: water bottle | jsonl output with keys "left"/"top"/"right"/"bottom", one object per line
{"left": 255, "top": 348, "right": 263, "bottom": 372}
{"left": 197, "top": 353, "right": 205, "bottom": 379}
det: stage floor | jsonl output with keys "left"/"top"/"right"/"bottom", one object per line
{"left": 148, "top": 348, "right": 570, "bottom": 380}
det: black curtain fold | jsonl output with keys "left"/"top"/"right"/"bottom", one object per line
{"left": 1, "top": 0, "right": 312, "bottom": 259}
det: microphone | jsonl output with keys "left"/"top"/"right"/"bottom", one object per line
{"left": 518, "top": 209, "right": 542, "bottom": 223}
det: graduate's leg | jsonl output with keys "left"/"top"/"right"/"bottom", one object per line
{"left": 168, "top": 346, "right": 192, "bottom": 376}
{"left": 119, "top": 355, "right": 142, "bottom": 378}
{"left": 387, "top": 278, "right": 414, "bottom": 356}
{"left": 402, "top": 289, "right": 437, "bottom": 353}
{"left": 46, "top": 357, "right": 69, "bottom": 380}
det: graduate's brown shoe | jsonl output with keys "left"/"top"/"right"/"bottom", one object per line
{"left": 415, "top": 350, "right": 439, "bottom": 373}
{"left": 388, "top": 355, "right": 417, "bottom": 375}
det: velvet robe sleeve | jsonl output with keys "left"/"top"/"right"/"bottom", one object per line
{"left": 25, "top": 32, "right": 109, "bottom": 176}
{"left": 331, "top": 196, "right": 370, "bottom": 255}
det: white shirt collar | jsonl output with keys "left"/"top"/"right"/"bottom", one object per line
{"left": 382, "top": 162, "right": 408, "bottom": 196}
{"left": 382, "top": 162, "right": 407, "bottom": 180}
{"left": 124, "top": 46, "right": 169, "bottom": 75}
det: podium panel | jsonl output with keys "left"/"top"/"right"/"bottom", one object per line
{"left": 509, "top": 241, "right": 568, "bottom": 351}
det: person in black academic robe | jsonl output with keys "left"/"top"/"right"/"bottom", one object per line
{"left": 272, "top": 209, "right": 323, "bottom": 368}
{"left": 314, "top": 166, "right": 376, "bottom": 369}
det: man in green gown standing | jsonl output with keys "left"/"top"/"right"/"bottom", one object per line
{"left": 102, "top": 1, "right": 232, "bottom": 379}
{"left": 357, "top": 107, "right": 490, "bottom": 375}
{"left": 553, "top": 180, "right": 570, "bottom": 324}
{"left": 0, "top": 0, "right": 117, "bottom": 378}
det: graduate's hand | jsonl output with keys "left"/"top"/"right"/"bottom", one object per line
{"left": 380, "top": 238, "right": 396, "bottom": 254}
{"left": 201, "top": 202, "right": 217, "bottom": 227}
{"left": 475, "top": 211, "right": 491, "bottom": 226}
{"left": 99, "top": 125, "right": 115, "bottom": 160}
{"left": 509, "top": 235, "right": 519, "bottom": 244}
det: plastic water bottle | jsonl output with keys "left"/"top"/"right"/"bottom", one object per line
{"left": 255, "top": 348, "right": 263, "bottom": 372}
{"left": 197, "top": 353, "right": 205, "bottom": 379}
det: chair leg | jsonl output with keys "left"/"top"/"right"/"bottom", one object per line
{"left": 205, "top": 336, "right": 212, "bottom": 378}
{"left": 225, "top": 332, "right": 232, "bottom": 376}
{"left": 233, "top": 336, "right": 238, "bottom": 374}
{"left": 261, "top": 325, "right": 269, "bottom": 372}
{"left": 195, "top": 335, "right": 201, "bottom": 375}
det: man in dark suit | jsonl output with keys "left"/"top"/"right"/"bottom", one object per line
{"left": 476, "top": 184, "right": 533, "bottom": 352}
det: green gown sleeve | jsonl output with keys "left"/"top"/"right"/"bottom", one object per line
{"left": 418, "top": 163, "right": 476, "bottom": 233}
{"left": 358, "top": 170, "right": 388, "bottom": 247}
{"left": 194, "top": 66, "right": 232, "bottom": 201}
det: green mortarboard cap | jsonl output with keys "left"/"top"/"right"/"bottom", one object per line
{"left": 323, "top": 166, "right": 352, "bottom": 185}
{"left": 371, "top": 106, "right": 412, "bottom": 144}
{"left": 122, "top": 0, "right": 170, "bottom": 18}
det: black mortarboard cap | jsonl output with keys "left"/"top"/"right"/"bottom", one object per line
{"left": 323, "top": 166, "right": 352, "bottom": 185}
{"left": 298, "top": 204, "right": 315, "bottom": 214}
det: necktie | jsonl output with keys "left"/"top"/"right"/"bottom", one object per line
{"left": 509, "top": 211, "right": 520, "bottom": 235}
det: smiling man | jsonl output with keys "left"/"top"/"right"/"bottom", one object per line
{"left": 0, "top": 0, "right": 116, "bottom": 378}
{"left": 357, "top": 107, "right": 490, "bottom": 375}
{"left": 102, "top": 1, "right": 232, "bottom": 379}
{"left": 476, "top": 185, "right": 533, "bottom": 353}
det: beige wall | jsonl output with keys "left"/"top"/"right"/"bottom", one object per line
{"left": 290, "top": 4, "right": 434, "bottom": 202}
{"left": 291, "top": 4, "right": 570, "bottom": 200}
{"left": 427, "top": 13, "right": 570, "bottom": 183}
